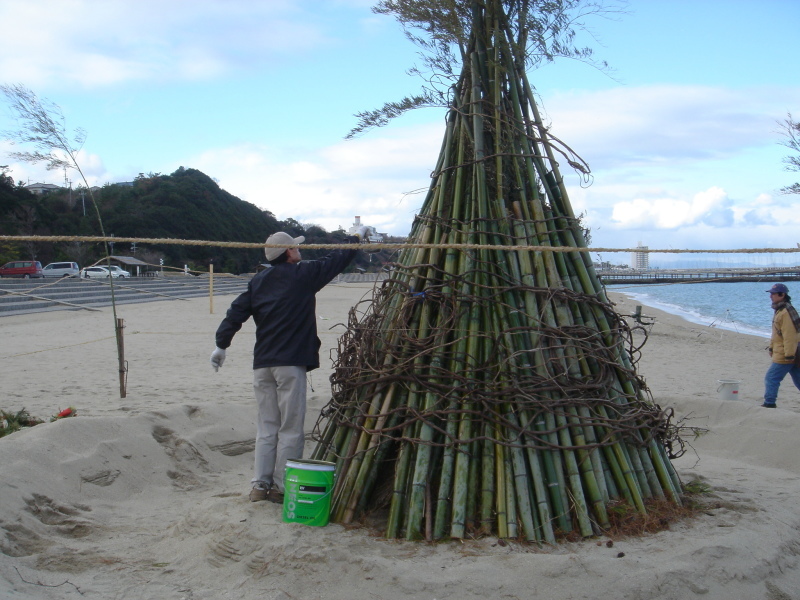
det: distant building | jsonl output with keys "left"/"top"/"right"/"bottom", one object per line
{"left": 25, "top": 183, "right": 61, "bottom": 195}
{"left": 108, "top": 255, "right": 150, "bottom": 277}
{"left": 631, "top": 241, "right": 649, "bottom": 270}
{"left": 348, "top": 216, "right": 384, "bottom": 243}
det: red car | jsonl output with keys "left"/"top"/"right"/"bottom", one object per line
{"left": 0, "top": 260, "right": 44, "bottom": 278}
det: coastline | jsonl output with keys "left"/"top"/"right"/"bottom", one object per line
{"left": 608, "top": 284, "right": 772, "bottom": 339}
{"left": 1, "top": 284, "right": 798, "bottom": 599}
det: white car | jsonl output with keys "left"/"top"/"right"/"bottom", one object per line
{"left": 81, "top": 266, "right": 131, "bottom": 279}
{"left": 81, "top": 266, "right": 117, "bottom": 278}
{"left": 81, "top": 266, "right": 111, "bottom": 278}
{"left": 107, "top": 265, "right": 131, "bottom": 278}
{"left": 42, "top": 261, "right": 80, "bottom": 278}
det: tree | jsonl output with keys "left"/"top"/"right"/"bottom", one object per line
{"left": 1, "top": 83, "right": 127, "bottom": 397}
{"left": 778, "top": 112, "right": 800, "bottom": 195}
{"left": 0, "top": 84, "right": 114, "bottom": 248}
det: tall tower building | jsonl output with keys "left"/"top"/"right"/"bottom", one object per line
{"left": 631, "top": 241, "right": 649, "bottom": 270}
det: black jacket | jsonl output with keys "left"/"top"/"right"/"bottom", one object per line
{"left": 215, "top": 246, "right": 358, "bottom": 370}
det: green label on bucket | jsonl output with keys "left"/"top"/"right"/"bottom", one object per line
{"left": 282, "top": 460, "right": 335, "bottom": 527}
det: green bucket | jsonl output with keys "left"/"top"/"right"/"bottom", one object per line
{"left": 282, "top": 459, "right": 335, "bottom": 527}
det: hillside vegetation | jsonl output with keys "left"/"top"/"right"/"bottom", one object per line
{"left": 0, "top": 166, "right": 397, "bottom": 273}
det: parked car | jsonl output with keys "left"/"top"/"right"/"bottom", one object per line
{"left": 81, "top": 266, "right": 114, "bottom": 278}
{"left": 106, "top": 265, "right": 131, "bottom": 278}
{"left": 42, "top": 261, "right": 80, "bottom": 278}
{"left": 0, "top": 260, "right": 44, "bottom": 278}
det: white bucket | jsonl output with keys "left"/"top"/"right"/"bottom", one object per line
{"left": 717, "top": 379, "right": 741, "bottom": 401}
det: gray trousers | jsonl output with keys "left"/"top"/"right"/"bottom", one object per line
{"left": 252, "top": 365, "right": 307, "bottom": 492}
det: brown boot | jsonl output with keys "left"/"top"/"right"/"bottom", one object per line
{"left": 267, "top": 486, "right": 284, "bottom": 504}
{"left": 249, "top": 484, "right": 269, "bottom": 502}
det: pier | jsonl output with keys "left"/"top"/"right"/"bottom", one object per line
{"left": 597, "top": 266, "right": 800, "bottom": 285}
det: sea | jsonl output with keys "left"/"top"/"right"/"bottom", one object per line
{"left": 605, "top": 281, "right": 785, "bottom": 339}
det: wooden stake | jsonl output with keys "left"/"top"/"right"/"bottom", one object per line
{"left": 116, "top": 317, "right": 126, "bottom": 398}
{"left": 209, "top": 263, "right": 214, "bottom": 314}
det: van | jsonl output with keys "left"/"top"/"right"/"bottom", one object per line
{"left": 42, "top": 262, "right": 80, "bottom": 278}
{"left": 0, "top": 260, "right": 44, "bottom": 278}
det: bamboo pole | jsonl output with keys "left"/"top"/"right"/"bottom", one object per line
{"left": 209, "top": 263, "right": 214, "bottom": 314}
{"left": 116, "top": 317, "right": 126, "bottom": 398}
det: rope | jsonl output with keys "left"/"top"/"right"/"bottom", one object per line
{"left": 0, "top": 330, "right": 207, "bottom": 359}
{"left": 1, "top": 234, "right": 799, "bottom": 254}
{"left": 0, "top": 335, "right": 118, "bottom": 359}
{"left": 0, "top": 287, "right": 102, "bottom": 311}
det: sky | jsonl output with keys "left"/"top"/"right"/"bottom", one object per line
{"left": 1, "top": 0, "right": 799, "bottom": 266}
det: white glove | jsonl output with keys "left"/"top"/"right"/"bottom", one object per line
{"left": 210, "top": 347, "right": 226, "bottom": 371}
{"left": 354, "top": 225, "right": 369, "bottom": 240}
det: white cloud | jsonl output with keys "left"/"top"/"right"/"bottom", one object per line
{"left": 184, "top": 123, "right": 442, "bottom": 235}
{"left": 606, "top": 184, "right": 800, "bottom": 237}
{"left": 542, "top": 85, "right": 798, "bottom": 170}
{"left": 0, "top": 139, "right": 111, "bottom": 188}
{"left": 739, "top": 194, "right": 800, "bottom": 228}
{"left": 0, "top": 0, "right": 336, "bottom": 89}
{"left": 610, "top": 186, "right": 733, "bottom": 229}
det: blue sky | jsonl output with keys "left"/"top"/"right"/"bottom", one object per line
{"left": 1, "top": 0, "right": 799, "bottom": 265}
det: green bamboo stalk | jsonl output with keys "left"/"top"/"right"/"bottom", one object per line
{"left": 522, "top": 438, "right": 556, "bottom": 544}
{"left": 386, "top": 434, "right": 414, "bottom": 538}
{"left": 480, "top": 431, "right": 496, "bottom": 535}
{"left": 504, "top": 448, "right": 518, "bottom": 539}
{"left": 353, "top": 418, "right": 403, "bottom": 519}
{"left": 494, "top": 440, "right": 508, "bottom": 538}
{"left": 504, "top": 410, "right": 540, "bottom": 541}
{"left": 566, "top": 407, "right": 610, "bottom": 529}
{"left": 611, "top": 441, "right": 646, "bottom": 513}
{"left": 542, "top": 409, "right": 571, "bottom": 532}
{"left": 339, "top": 384, "right": 400, "bottom": 522}
{"left": 600, "top": 441, "right": 634, "bottom": 507}
{"left": 466, "top": 438, "right": 481, "bottom": 533}
{"left": 637, "top": 444, "right": 665, "bottom": 500}
{"left": 577, "top": 405, "right": 611, "bottom": 504}
{"left": 650, "top": 437, "right": 682, "bottom": 504}
{"left": 433, "top": 400, "right": 460, "bottom": 539}
{"left": 449, "top": 338, "right": 479, "bottom": 537}
{"left": 555, "top": 409, "right": 594, "bottom": 537}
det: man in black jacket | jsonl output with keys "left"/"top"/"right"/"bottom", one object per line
{"left": 210, "top": 228, "right": 365, "bottom": 502}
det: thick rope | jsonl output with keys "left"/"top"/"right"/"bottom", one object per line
{"left": 1, "top": 234, "right": 798, "bottom": 254}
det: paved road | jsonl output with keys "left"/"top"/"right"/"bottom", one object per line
{"left": 0, "top": 273, "right": 386, "bottom": 317}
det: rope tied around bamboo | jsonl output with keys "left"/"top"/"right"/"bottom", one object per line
{"left": 313, "top": 264, "right": 684, "bottom": 456}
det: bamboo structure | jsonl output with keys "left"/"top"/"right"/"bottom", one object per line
{"left": 311, "top": 0, "right": 682, "bottom": 542}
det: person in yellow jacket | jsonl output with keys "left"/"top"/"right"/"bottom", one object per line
{"left": 763, "top": 283, "right": 800, "bottom": 408}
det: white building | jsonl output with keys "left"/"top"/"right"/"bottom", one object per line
{"left": 631, "top": 241, "right": 649, "bottom": 270}
{"left": 25, "top": 183, "right": 62, "bottom": 195}
{"left": 348, "top": 216, "right": 384, "bottom": 243}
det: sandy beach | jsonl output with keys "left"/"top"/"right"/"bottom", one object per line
{"left": 1, "top": 283, "right": 798, "bottom": 600}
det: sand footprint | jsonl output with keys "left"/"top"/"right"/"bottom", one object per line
{"left": 23, "top": 493, "right": 93, "bottom": 538}
{"left": 151, "top": 424, "right": 210, "bottom": 490}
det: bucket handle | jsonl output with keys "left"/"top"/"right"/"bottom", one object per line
{"left": 716, "top": 380, "right": 739, "bottom": 393}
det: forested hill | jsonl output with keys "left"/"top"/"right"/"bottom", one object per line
{"left": 0, "top": 166, "right": 374, "bottom": 273}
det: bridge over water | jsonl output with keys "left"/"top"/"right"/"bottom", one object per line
{"left": 597, "top": 267, "right": 800, "bottom": 285}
